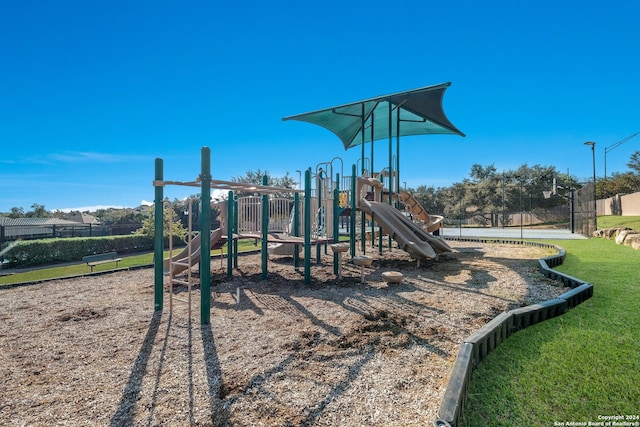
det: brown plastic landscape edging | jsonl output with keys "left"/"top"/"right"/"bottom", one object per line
{"left": 433, "top": 238, "right": 594, "bottom": 427}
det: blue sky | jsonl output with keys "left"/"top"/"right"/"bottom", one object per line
{"left": 1, "top": 1, "right": 638, "bottom": 213}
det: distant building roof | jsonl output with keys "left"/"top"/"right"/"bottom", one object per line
{"left": 66, "top": 211, "right": 100, "bottom": 225}
{"left": 0, "top": 217, "right": 89, "bottom": 227}
{"left": 0, "top": 217, "right": 92, "bottom": 239}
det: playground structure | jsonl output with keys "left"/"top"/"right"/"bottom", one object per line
{"left": 153, "top": 147, "right": 454, "bottom": 324}
{"left": 153, "top": 147, "right": 344, "bottom": 324}
{"left": 153, "top": 84, "right": 464, "bottom": 324}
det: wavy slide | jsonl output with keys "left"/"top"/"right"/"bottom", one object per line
{"left": 359, "top": 199, "right": 452, "bottom": 260}
{"left": 163, "top": 228, "right": 224, "bottom": 276}
{"left": 398, "top": 190, "right": 444, "bottom": 233}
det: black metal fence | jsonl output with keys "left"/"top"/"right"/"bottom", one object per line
{"left": 0, "top": 223, "right": 142, "bottom": 246}
{"left": 574, "top": 182, "right": 596, "bottom": 237}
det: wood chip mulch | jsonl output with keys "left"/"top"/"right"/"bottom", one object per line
{"left": 0, "top": 241, "right": 565, "bottom": 426}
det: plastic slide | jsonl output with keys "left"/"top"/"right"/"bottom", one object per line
{"left": 398, "top": 190, "right": 444, "bottom": 233}
{"left": 163, "top": 228, "right": 224, "bottom": 276}
{"left": 359, "top": 199, "right": 452, "bottom": 260}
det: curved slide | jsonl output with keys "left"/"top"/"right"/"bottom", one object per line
{"left": 163, "top": 228, "right": 224, "bottom": 276}
{"left": 398, "top": 190, "right": 444, "bottom": 233}
{"left": 359, "top": 199, "right": 452, "bottom": 260}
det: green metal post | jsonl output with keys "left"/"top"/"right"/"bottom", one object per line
{"left": 304, "top": 168, "right": 311, "bottom": 284}
{"left": 153, "top": 158, "right": 164, "bottom": 312}
{"left": 200, "top": 147, "right": 211, "bottom": 325}
{"left": 227, "top": 190, "right": 234, "bottom": 277}
{"left": 261, "top": 175, "right": 269, "bottom": 280}
{"left": 316, "top": 170, "right": 322, "bottom": 263}
{"left": 293, "top": 192, "right": 300, "bottom": 270}
{"left": 233, "top": 196, "right": 238, "bottom": 268}
{"left": 388, "top": 100, "right": 393, "bottom": 249}
{"left": 333, "top": 173, "right": 340, "bottom": 275}
{"left": 396, "top": 105, "right": 401, "bottom": 209}
{"left": 360, "top": 104, "right": 366, "bottom": 255}
{"left": 370, "top": 113, "right": 376, "bottom": 250}
{"left": 350, "top": 165, "right": 356, "bottom": 257}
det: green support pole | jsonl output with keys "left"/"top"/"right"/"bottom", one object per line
{"left": 360, "top": 104, "right": 366, "bottom": 255}
{"left": 153, "top": 158, "right": 164, "bottom": 312}
{"left": 316, "top": 170, "right": 322, "bottom": 263}
{"left": 200, "top": 147, "right": 211, "bottom": 325}
{"left": 333, "top": 173, "right": 340, "bottom": 275}
{"left": 370, "top": 114, "right": 376, "bottom": 250}
{"left": 227, "top": 190, "right": 234, "bottom": 277}
{"left": 233, "top": 197, "right": 238, "bottom": 268}
{"left": 293, "top": 192, "right": 300, "bottom": 270}
{"left": 350, "top": 165, "right": 356, "bottom": 257}
{"left": 261, "top": 175, "right": 269, "bottom": 280}
{"left": 396, "top": 105, "right": 401, "bottom": 209}
{"left": 378, "top": 230, "right": 383, "bottom": 254}
{"left": 304, "top": 168, "right": 311, "bottom": 284}
{"left": 388, "top": 100, "right": 393, "bottom": 249}
{"left": 360, "top": 209, "right": 366, "bottom": 254}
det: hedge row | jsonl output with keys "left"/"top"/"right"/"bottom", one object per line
{"left": 2, "top": 235, "right": 182, "bottom": 269}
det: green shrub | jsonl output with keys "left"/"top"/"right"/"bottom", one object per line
{"left": 3, "top": 235, "right": 162, "bottom": 268}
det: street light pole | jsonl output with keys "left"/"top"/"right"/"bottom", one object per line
{"left": 584, "top": 141, "right": 597, "bottom": 233}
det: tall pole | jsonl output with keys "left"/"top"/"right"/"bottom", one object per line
{"left": 200, "top": 147, "right": 211, "bottom": 324}
{"left": 153, "top": 158, "right": 164, "bottom": 312}
{"left": 261, "top": 175, "right": 269, "bottom": 279}
{"left": 304, "top": 168, "right": 312, "bottom": 284}
{"left": 396, "top": 104, "right": 401, "bottom": 207}
{"left": 227, "top": 191, "right": 234, "bottom": 277}
{"left": 293, "top": 191, "right": 300, "bottom": 270}
{"left": 333, "top": 173, "right": 340, "bottom": 275}
{"left": 584, "top": 141, "right": 597, "bottom": 233}
{"left": 387, "top": 100, "right": 393, "bottom": 249}
{"left": 350, "top": 165, "right": 356, "bottom": 257}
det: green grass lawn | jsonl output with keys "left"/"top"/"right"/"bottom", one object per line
{"left": 463, "top": 237, "right": 640, "bottom": 426}
{"left": 0, "top": 239, "right": 261, "bottom": 286}
{"left": 597, "top": 214, "right": 640, "bottom": 230}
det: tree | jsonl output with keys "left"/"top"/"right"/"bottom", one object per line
{"left": 8, "top": 207, "right": 24, "bottom": 219}
{"left": 51, "top": 210, "right": 67, "bottom": 219}
{"left": 413, "top": 185, "right": 445, "bottom": 215}
{"left": 462, "top": 164, "right": 503, "bottom": 226}
{"left": 231, "top": 169, "right": 297, "bottom": 198}
{"left": 440, "top": 183, "right": 468, "bottom": 223}
{"left": 169, "top": 196, "right": 222, "bottom": 231}
{"left": 434, "top": 163, "right": 576, "bottom": 227}
{"left": 598, "top": 172, "right": 640, "bottom": 198}
{"left": 627, "top": 151, "right": 640, "bottom": 175}
{"left": 95, "top": 207, "right": 146, "bottom": 226}
{"left": 25, "top": 203, "right": 49, "bottom": 218}
{"left": 468, "top": 163, "right": 497, "bottom": 183}
{"left": 135, "top": 204, "right": 187, "bottom": 240}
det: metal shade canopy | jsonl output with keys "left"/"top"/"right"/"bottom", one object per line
{"left": 282, "top": 82, "right": 465, "bottom": 150}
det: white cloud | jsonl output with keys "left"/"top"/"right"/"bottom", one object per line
{"left": 212, "top": 189, "right": 227, "bottom": 200}
{"left": 56, "top": 205, "right": 129, "bottom": 213}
